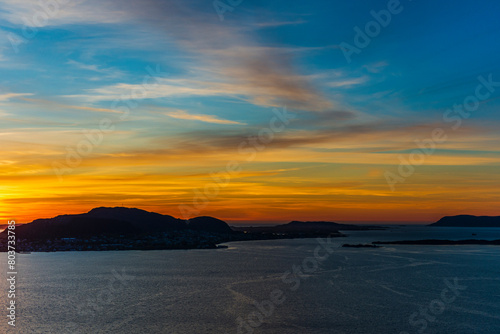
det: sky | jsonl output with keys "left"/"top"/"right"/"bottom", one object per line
{"left": 0, "top": 0, "right": 500, "bottom": 224}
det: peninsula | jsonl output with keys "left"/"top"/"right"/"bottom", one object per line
{"left": 0, "top": 207, "right": 352, "bottom": 252}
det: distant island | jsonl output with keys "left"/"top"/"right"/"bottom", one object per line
{"left": 429, "top": 215, "right": 500, "bottom": 227}
{"left": 372, "top": 214, "right": 500, "bottom": 247}
{"left": 0, "top": 207, "right": 365, "bottom": 252}
{"left": 233, "top": 220, "right": 385, "bottom": 233}
{"left": 373, "top": 239, "right": 500, "bottom": 246}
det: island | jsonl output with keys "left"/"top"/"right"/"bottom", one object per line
{"left": 0, "top": 207, "right": 357, "bottom": 252}
{"left": 373, "top": 239, "right": 500, "bottom": 246}
{"left": 429, "top": 215, "right": 500, "bottom": 227}
{"left": 233, "top": 220, "right": 385, "bottom": 233}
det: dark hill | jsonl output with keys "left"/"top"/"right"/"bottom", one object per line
{"left": 1, "top": 207, "right": 232, "bottom": 240}
{"left": 187, "top": 216, "right": 233, "bottom": 233}
{"left": 429, "top": 215, "right": 500, "bottom": 227}
{"left": 86, "top": 207, "right": 187, "bottom": 231}
{"left": 14, "top": 217, "right": 136, "bottom": 240}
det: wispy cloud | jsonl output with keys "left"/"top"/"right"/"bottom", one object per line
{"left": 363, "top": 61, "right": 388, "bottom": 74}
{"left": 66, "top": 60, "right": 102, "bottom": 72}
{"left": 327, "top": 77, "right": 368, "bottom": 88}
{"left": 0, "top": 92, "right": 33, "bottom": 101}
{"left": 72, "top": 71, "right": 332, "bottom": 111}
{"left": 165, "top": 109, "right": 245, "bottom": 125}
{"left": 0, "top": 0, "right": 334, "bottom": 112}
{"left": 21, "top": 97, "right": 122, "bottom": 114}
{"left": 253, "top": 19, "right": 307, "bottom": 28}
{"left": 66, "top": 59, "right": 124, "bottom": 81}
{"left": 0, "top": 0, "right": 134, "bottom": 27}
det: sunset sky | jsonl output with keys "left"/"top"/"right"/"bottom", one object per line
{"left": 1, "top": 0, "right": 500, "bottom": 224}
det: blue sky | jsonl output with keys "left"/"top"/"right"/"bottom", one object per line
{"left": 2, "top": 0, "right": 499, "bottom": 123}
{"left": 1, "top": 0, "right": 500, "bottom": 223}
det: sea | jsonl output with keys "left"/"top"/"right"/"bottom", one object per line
{"left": 1, "top": 226, "right": 500, "bottom": 333}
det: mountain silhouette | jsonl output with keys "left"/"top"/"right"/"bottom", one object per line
{"left": 429, "top": 215, "right": 500, "bottom": 227}
{"left": 3, "top": 207, "right": 232, "bottom": 240}
{"left": 187, "top": 216, "right": 232, "bottom": 233}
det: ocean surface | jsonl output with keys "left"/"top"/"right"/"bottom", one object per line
{"left": 1, "top": 226, "right": 500, "bottom": 333}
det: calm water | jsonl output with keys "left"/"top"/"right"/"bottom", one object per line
{"left": 1, "top": 226, "right": 500, "bottom": 333}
